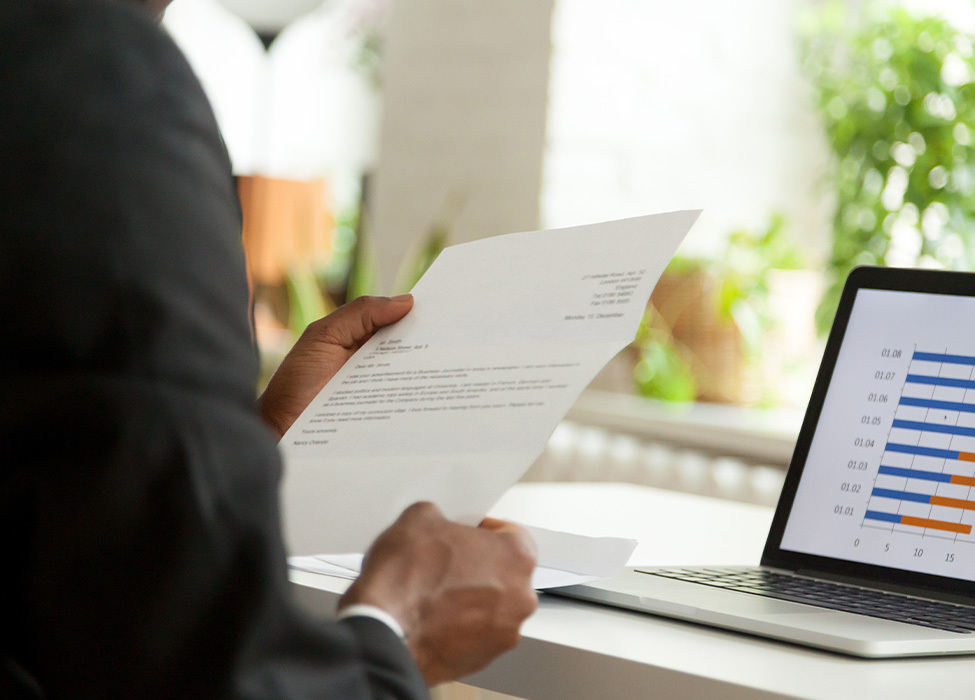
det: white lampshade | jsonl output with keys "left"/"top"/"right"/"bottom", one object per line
{"left": 215, "top": 0, "right": 325, "bottom": 33}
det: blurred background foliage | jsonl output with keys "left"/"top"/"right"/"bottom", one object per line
{"left": 634, "top": 215, "right": 810, "bottom": 406}
{"left": 801, "top": 0, "right": 975, "bottom": 333}
{"left": 634, "top": 0, "right": 975, "bottom": 406}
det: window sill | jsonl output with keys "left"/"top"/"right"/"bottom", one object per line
{"left": 565, "top": 389, "right": 803, "bottom": 467}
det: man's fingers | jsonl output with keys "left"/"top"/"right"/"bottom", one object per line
{"left": 478, "top": 516, "right": 516, "bottom": 532}
{"left": 479, "top": 517, "right": 538, "bottom": 562}
{"left": 345, "top": 294, "right": 414, "bottom": 331}
{"left": 303, "top": 294, "right": 414, "bottom": 348}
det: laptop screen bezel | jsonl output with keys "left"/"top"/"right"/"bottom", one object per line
{"left": 761, "top": 265, "right": 975, "bottom": 601}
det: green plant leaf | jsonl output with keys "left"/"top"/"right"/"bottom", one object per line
{"left": 286, "top": 266, "right": 333, "bottom": 340}
{"left": 801, "top": 0, "right": 975, "bottom": 331}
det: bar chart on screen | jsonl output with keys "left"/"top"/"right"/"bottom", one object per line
{"left": 865, "top": 350, "right": 975, "bottom": 545}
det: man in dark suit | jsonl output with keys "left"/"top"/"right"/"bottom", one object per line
{"left": 0, "top": 0, "right": 537, "bottom": 697}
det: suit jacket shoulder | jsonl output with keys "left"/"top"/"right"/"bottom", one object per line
{"left": 0, "top": 2, "right": 427, "bottom": 698}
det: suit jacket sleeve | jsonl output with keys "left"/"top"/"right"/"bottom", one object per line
{"left": 0, "top": 1, "right": 428, "bottom": 698}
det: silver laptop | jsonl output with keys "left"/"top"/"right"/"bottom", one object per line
{"left": 551, "top": 265, "right": 975, "bottom": 657}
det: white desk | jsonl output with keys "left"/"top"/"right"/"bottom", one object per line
{"left": 290, "top": 483, "right": 975, "bottom": 700}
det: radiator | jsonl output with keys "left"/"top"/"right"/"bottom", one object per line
{"left": 521, "top": 420, "right": 785, "bottom": 507}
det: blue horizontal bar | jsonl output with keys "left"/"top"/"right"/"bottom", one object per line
{"left": 892, "top": 419, "right": 975, "bottom": 438}
{"left": 865, "top": 510, "right": 902, "bottom": 524}
{"left": 878, "top": 465, "right": 952, "bottom": 483}
{"left": 906, "top": 374, "right": 975, "bottom": 390}
{"left": 899, "top": 397, "right": 975, "bottom": 414}
{"left": 871, "top": 487, "right": 931, "bottom": 504}
{"left": 913, "top": 351, "right": 975, "bottom": 366}
{"left": 885, "top": 443, "right": 960, "bottom": 460}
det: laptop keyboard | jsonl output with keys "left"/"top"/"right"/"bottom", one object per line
{"left": 638, "top": 566, "right": 975, "bottom": 634}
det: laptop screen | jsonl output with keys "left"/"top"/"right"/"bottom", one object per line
{"left": 766, "top": 267, "right": 975, "bottom": 593}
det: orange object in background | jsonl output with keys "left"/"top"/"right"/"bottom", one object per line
{"left": 238, "top": 175, "right": 333, "bottom": 287}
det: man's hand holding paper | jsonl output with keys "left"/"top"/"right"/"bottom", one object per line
{"left": 258, "top": 294, "right": 415, "bottom": 440}
{"left": 279, "top": 210, "right": 701, "bottom": 565}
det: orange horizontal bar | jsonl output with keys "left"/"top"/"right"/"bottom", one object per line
{"left": 930, "top": 495, "right": 975, "bottom": 511}
{"left": 949, "top": 474, "right": 975, "bottom": 487}
{"left": 900, "top": 515, "right": 972, "bottom": 534}
{"left": 959, "top": 452, "right": 975, "bottom": 463}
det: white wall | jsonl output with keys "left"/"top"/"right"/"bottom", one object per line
{"left": 542, "top": 0, "right": 833, "bottom": 259}
{"left": 368, "top": 0, "right": 556, "bottom": 293}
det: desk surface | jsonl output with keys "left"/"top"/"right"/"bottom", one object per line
{"left": 290, "top": 482, "right": 975, "bottom": 700}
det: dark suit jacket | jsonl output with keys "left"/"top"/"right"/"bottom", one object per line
{"left": 0, "top": 1, "right": 428, "bottom": 697}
